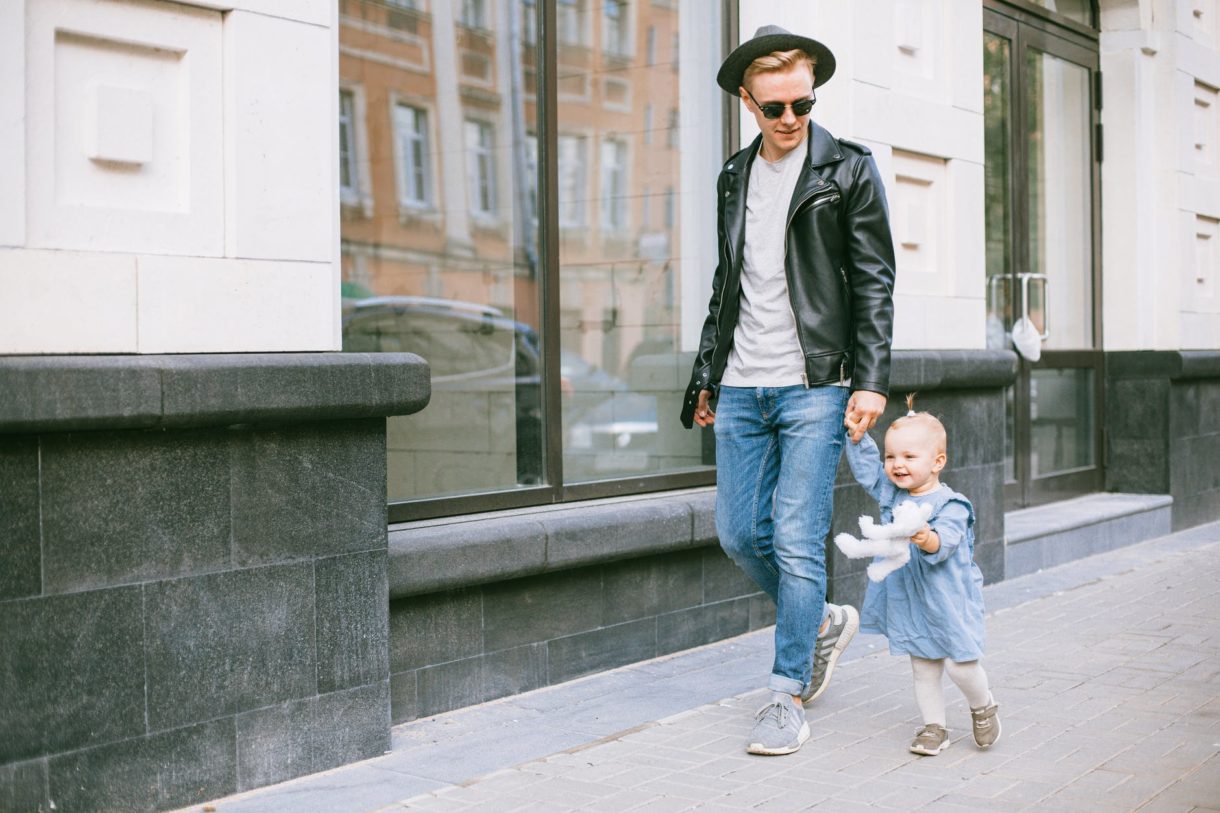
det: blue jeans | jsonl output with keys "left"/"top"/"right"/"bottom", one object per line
{"left": 714, "top": 385, "right": 849, "bottom": 696}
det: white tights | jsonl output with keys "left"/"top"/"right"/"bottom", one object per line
{"left": 910, "top": 656, "right": 992, "bottom": 727}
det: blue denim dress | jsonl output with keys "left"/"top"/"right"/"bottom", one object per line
{"left": 843, "top": 433, "right": 986, "bottom": 662}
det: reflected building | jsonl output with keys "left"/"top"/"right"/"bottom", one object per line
{"left": 337, "top": 0, "right": 710, "bottom": 500}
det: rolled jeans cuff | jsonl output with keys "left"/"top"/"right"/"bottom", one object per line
{"left": 768, "top": 673, "right": 805, "bottom": 696}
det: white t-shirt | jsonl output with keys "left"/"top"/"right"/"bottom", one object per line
{"left": 721, "top": 144, "right": 807, "bottom": 387}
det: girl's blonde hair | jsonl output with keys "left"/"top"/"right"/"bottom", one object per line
{"left": 889, "top": 393, "right": 948, "bottom": 454}
{"left": 743, "top": 49, "right": 817, "bottom": 91}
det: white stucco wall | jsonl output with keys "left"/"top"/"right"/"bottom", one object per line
{"left": 0, "top": 0, "right": 339, "bottom": 354}
{"left": 740, "top": 0, "right": 987, "bottom": 351}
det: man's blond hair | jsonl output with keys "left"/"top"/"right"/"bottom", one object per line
{"left": 742, "top": 49, "right": 816, "bottom": 91}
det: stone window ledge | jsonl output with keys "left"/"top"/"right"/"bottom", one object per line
{"left": 0, "top": 353, "right": 430, "bottom": 433}
{"left": 389, "top": 487, "right": 718, "bottom": 598}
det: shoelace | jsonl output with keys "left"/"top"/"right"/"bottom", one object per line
{"left": 755, "top": 701, "right": 791, "bottom": 728}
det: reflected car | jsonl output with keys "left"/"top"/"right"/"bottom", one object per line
{"left": 560, "top": 351, "right": 659, "bottom": 475}
{"left": 342, "top": 296, "right": 543, "bottom": 485}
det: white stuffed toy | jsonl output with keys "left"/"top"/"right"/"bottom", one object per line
{"left": 834, "top": 500, "right": 935, "bottom": 582}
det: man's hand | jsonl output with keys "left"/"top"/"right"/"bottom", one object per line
{"left": 845, "top": 390, "right": 886, "bottom": 442}
{"left": 910, "top": 523, "right": 940, "bottom": 554}
{"left": 694, "top": 389, "right": 715, "bottom": 427}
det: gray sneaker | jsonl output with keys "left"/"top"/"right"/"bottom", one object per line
{"left": 746, "top": 693, "right": 810, "bottom": 756}
{"left": 801, "top": 604, "right": 859, "bottom": 706}
{"left": 909, "top": 723, "right": 950, "bottom": 756}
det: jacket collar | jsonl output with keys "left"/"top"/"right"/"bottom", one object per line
{"left": 724, "top": 120, "right": 845, "bottom": 176}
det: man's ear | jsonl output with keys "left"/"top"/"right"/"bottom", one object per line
{"left": 739, "top": 86, "right": 750, "bottom": 106}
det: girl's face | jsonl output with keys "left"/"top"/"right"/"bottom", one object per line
{"left": 883, "top": 424, "right": 947, "bottom": 495}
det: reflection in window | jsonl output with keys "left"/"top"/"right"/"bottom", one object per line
{"left": 559, "top": 0, "right": 721, "bottom": 483}
{"left": 1026, "top": 49, "right": 1093, "bottom": 349}
{"left": 603, "top": 0, "right": 630, "bottom": 56}
{"left": 340, "top": 0, "right": 721, "bottom": 501}
{"left": 466, "top": 119, "right": 498, "bottom": 216}
{"left": 600, "top": 138, "right": 628, "bottom": 232}
{"left": 1030, "top": 368, "right": 1095, "bottom": 477}
{"left": 341, "top": 1, "right": 541, "bottom": 501}
{"left": 522, "top": 0, "right": 537, "bottom": 45}
{"left": 983, "top": 31, "right": 1012, "bottom": 351}
{"left": 394, "top": 104, "right": 431, "bottom": 208}
{"left": 525, "top": 133, "right": 539, "bottom": 225}
{"left": 461, "top": 0, "right": 488, "bottom": 29}
{"left": 558, "top": 0, "right": 586, "bottom": 46}
{"left": 558, "top": 135, "right": 588, "bottom": 227}
{"left": 1027, "top": 0, "right": 1093, "bottom": 26}
{"left": 339, "top": 89, "right": 359, "bottom": 200}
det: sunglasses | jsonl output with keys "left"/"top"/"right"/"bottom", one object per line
{"left": 745, "top": 87, "right": 817, "bottom": 119}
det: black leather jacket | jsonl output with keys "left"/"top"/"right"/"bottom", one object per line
{"left": 680, "top": 120, "right": 896, "bottom": 429}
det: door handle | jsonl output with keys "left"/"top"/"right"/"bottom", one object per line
{"left": 1018, "top": 272, "right": 1049, "bottom": 341}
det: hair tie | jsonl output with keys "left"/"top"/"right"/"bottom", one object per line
{"left": 906, "top": 409, "right": 917, "bottom": 417}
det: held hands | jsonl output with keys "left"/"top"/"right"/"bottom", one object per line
{"left": 694, "top": 389, "right": 715, "bottom": 427}
{"left": 910, "top": 523, "right": 940, "bottom": 554}
{"left": 845, "top": 390, "right": 887, "bottom": 442}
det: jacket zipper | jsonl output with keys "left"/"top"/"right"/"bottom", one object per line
{"left": 717, "top": 235, "right": 734, "bottom": 347}
{"left": 783, "top": 188, "right": 839, "bottom": 388}
{"left": 838, "top": 266, "right": 850, "bottom": 384}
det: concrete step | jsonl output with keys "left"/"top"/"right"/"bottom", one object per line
{"left": 1004, "top": 492, "right": 1173, "bottom": 578}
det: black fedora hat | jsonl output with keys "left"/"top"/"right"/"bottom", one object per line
{"left": 716, "top": 24, "right": 836, "bottom": 93}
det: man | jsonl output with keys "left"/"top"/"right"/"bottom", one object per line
{"left": 680, "top": 25, "right": 896, "bottom": 755}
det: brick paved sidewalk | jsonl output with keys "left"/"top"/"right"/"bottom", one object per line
{"left": 383, "top": 532, "right": 1220, "bottom": 812}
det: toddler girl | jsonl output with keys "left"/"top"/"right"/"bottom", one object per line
{"left": 844, "top": 395, "right": 1000, "bottom": 755}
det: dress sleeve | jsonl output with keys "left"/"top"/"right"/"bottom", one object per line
{"left": 843, "top": 431, "right": 897, "bottom": 506}
{"left": 918, "top": 499, "right": 971, "bottom": 565}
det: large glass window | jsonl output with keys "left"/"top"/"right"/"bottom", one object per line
{"left": 340, "top": 0, "right": 723, "bottom": 512}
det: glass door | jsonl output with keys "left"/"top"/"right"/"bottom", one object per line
{"left": 984, "top": 4, "right": 1103, "bottom": 508}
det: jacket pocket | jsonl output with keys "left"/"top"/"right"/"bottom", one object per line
{"left": 804, "top": 349, "right": 852, "bottom": 385}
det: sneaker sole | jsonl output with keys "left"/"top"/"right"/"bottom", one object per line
{"left": 909, "top": 737, "right": 950, "bottom": 756}
{"left": 747, "top": 721, "right": 811, "bottom": 756}
{"left": 802, "top": 605, "right": 860, "bottom": 707}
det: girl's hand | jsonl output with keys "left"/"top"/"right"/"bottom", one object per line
{"left": 910, "top": 523, "right": 940, "bottom": 554}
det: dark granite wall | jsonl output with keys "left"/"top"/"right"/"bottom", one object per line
{"left": 0, "top": 353, "right": 428, "bottom": 813}
{"left": 388, "top": 548, "right": 774, "bottom": 723}
{"left": 0, "top": 422, "right": 391, "bottom": 812}
{"left": 1106, "top": 351, "right": 1220, "bottom": 530}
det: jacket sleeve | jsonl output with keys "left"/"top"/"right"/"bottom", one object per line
{"left": 680, "top": 171, "right": 730, "bottom": 429}
{"left": 842, "top": 153, "right": 896, "bottom": 397}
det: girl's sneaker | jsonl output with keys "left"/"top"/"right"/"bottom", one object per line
{"left": 909, "top": 723, "right": 950, "bottom": 756}
{"left": 970, "top": 702, "right": 1001, "bottom": 748}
